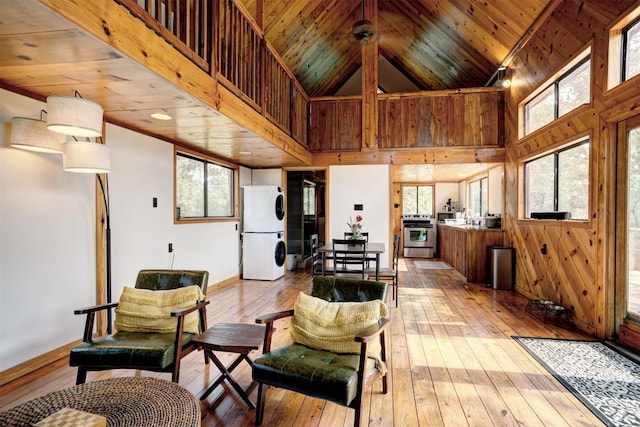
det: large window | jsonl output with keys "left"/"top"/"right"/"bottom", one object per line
{"left": 176, "top": 152, "right": 234, "bottom": 219}
{"left": 524, "top": 56, "right": 591, "bottom": 135}
{"left": 402, "top": 185, "right": 434, "bottom": 216}
{"left": 623, "top": 17, "right": 640, "bottom": 82}
{"left": 524, "top": 140, "right": 590, "bottom": 220}
{"left": 468, "top": 177, "right": 488, "bottom": 218}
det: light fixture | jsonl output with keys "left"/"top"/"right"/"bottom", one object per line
{"left": 150, "top": 112, "right": 172, "bottom": 120}
{"left": 62, "top": 137, "right": 113, "bottom": 333}
{"left": 497, "top": 67, "right": 511, "bottom": 88}
{"left": 352, "top": 0, "right": 375, "bottom": 42}
{"left": 10, "top": 112, "right": 64, "bottom": 153}
{"left": 47, "top": 92, "right": 103, "bottom": 137}
{"left": 62, "top": 140, "right": 111, "bottom": 173}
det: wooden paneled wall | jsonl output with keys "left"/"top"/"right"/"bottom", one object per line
{"left": 502, "top": 0, "right": 640, "bottom": 338}
{"left": 308, "top": 89, "right": 504, "bottom": 152}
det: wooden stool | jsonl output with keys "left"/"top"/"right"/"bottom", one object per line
{"left": 192, "top": 323, "right": 265, "bottom": 408}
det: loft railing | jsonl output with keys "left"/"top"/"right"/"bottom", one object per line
{"left": 116, "top": 0, "right": 309, "bottom": 146}
{"left": 116, "top": 0, "right": 210, "bottom": 72}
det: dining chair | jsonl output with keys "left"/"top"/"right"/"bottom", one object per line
{"left": 310, "top": 233, "right": 323, "bottom": 276}
{"left": 367, "top": 235, "right": 400, "bottom": 307}
{"left": 332, "top": 238, "right": 368, "bottom": 279}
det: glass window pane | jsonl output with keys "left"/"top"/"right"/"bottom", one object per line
{"left": 625, "top": 20, "right": 640, "bottom": 81}
{"left": 525, "top": 85, "right": 555, "bottom": 135}
{"left": 558, "top": 143, "right": 590, "bottom": 219}
{"left": 480, "top": 177, "right": 488, "bottom": 217}
{"left": 303, "top": 186, "right": 315, "bottom": 215}
{"left": 558, "top": 59, "right": 591, "bottom": 116}
{"left": 176, "top": 155, "right": 205, "bottom": 217}
{"left": 417, "top": 186, "right": 434, "bottom": 216}
{"left": 525, "top": 154, "right": 555, "bottom": 217}
{"left": 627, "top": 126, "right": 640, "bottom": 318}
{"left": 469, "top": 180, "right": 481, "bottom": 217}
{"left": 402, "top": 186, "right": 418, "bottom": 215}
{"left": 206, "top": 163, "right": 233, "bottom": 217}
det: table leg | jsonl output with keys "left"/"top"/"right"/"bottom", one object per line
{"left": 375, "top": 254, "right": 380, "bottom": 281}
{"left": 322, "top": 252, "right": 326, "bottom": 275}
{"left": 199, "top": 350, "right": 256, "bottom": 408}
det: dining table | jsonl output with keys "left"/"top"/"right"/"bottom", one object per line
{"left": 317, "top": 241, "right": 385, "bottom": 280}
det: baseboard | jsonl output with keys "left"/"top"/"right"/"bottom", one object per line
{"left": 0, "top": 340, "right": 80, "bottom": 387}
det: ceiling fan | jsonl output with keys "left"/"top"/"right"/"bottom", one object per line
{"left": 352, "top": 0, "right": 376, "bottom": 42}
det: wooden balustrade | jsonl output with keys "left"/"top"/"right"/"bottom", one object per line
{"left": 116, "top": 0, "right": 210, "bottom": 71}
{"left": 117, "top": 0, "right": 309, "bottom": 145}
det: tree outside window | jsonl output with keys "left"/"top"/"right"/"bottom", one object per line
{"left": 402, "top": 185, "right": 434, "bottom": 216}
{"left": 176, "top": 153, "right": 234, "bottom": 219}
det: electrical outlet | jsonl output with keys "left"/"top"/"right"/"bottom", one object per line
{"left": 541, "top": 243, "right": 547, "bottom": 255}
{"left": 168, "top": 243, "right": 173, "bottom": 253}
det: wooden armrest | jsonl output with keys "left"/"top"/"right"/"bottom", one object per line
{"left": 354, "top": 317, "right": 390, "bottom": 343}
{"left": 255, "top": 309, "right": 294, "bottom": 324}
{"left": 171, "top": 300, "right": 209, "bottom": 317}
{"left": 74, "top": 302, "right": 119, "bottom": 315}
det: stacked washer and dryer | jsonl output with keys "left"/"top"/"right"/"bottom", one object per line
{"left": 242, "top": 186, "right": 286, "bottom": 280}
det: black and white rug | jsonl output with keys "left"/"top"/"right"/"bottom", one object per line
{"left": 414, "top": 261, "right": 451, "bottom": 270}
{"left": 514, "top": 337, "right": 640, "bottom": 427}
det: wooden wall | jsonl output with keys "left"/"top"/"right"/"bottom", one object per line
{"left": 503, "top": 0, "right": 640, "bottom": 337}
{"left": 308, "top": 89, "right": 503, "bottom": 152}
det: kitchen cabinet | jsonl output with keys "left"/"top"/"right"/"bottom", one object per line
{"left": 438, "top": 224, "right": 505, "bottom": 283}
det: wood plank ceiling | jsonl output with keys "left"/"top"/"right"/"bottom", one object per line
{"left": 1, "top": 0, "right": 552, "bottom": 176}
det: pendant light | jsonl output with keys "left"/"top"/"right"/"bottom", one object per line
{"left": 47, "top": 91, "right": 103, "bottom": 137}
{"left": 10, "top": 112, "right": 64, "bottom": 153}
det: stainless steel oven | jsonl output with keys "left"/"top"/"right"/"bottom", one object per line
{"left": 402, "top": 216, "right": 436, "bottom": 258}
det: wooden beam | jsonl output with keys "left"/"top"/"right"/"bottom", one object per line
{"left": 361, "top": 0, "right": 378, "bottom": 151}
{"left": 311, "top": 147, "right": 505, "bottom": 166}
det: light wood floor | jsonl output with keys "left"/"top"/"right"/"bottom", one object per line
{"left": 0, "top": 259, "right": 604, "bottom": 426}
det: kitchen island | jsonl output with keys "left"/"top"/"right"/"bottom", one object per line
{"left": 437, "top": 224, "right": 505, "bottom": 283}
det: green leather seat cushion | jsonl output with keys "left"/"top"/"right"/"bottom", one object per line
{"left": 252, "top": 343, "right": 375, "bottom": 407}
{"left": 69, "top": 332, "right": 194, "bottom": 369}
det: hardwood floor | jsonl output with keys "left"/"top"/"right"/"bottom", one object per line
{"left": 0, "top": 259, "right": 604, "bottom": 426}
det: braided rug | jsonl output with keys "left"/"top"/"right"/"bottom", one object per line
{"left": 0, "top": 377, "right": 200, "bottom": 427}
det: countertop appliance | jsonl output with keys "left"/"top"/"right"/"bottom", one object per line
{"left": 402, "top": 215, "right": 436, "bottom": 258}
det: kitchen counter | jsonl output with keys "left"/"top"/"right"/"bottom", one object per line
{"left": 437, "top": 224, "right": 504, "bottom": 283}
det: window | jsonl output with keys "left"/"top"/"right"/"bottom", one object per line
{"left": 402, "top": 185, "right": 434, "bottom": 216}
{"left": 524, "top": 57, "right": 591, "bottom": 135}
{"left": 623, "top": 17, "right": 640, "bottom": 82}
{"left": 176, "top": 152, "right": 234, "bottom": 219}
{"left": 524, "top": 140, "right": 590, "bottom": 220}
{"left": 303, "top": 185, "right": 315, "bottom": 216}
{"left": 468, "top": 177, "right": 488, "bottom": 217}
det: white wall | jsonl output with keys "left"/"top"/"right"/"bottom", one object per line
{"left": 435, "top": 183, "right": 459, "bottom": 213}
{"left": 0, "top": 89, "right": 241, "bottom": 371}
{"left": 328, "top": 165, "right": 390, "bottom": 267}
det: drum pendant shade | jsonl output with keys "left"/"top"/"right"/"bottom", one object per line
{"left": 10, "top": 117, "right": 64, "bottom": 153}
{"left": 47, "top": 95, "right": 103, "bottom": 137}
{"left": 63, "top": 141, "right": 111, "bottom": 174}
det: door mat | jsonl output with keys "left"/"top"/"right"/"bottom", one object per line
{"left": 513, "top": 336, "right": 640, "bottom": 426}
{"left": 414, "top": 261, "right": 451, "bottom": 270}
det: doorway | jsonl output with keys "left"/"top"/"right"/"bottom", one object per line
{"left": 615, "top": 114, "right": 640, "bottom": 345}
{"left": 286, "top": 170, "right": 326, "bottom": 267}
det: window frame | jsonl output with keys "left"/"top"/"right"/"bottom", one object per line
{"left": 521, "top": 137, "right": 591, "bottom": 222}
{"left": 523, "top": 55, "right": 591, "bottom": 136}
{"left": 174, "top": 147, "right": 239, "bottom": 223}
{"left": 607, "top": 5, "right": 640, "bottom": 91}
{"left": 401, "top": 184, "right": 435, "bottom": 217}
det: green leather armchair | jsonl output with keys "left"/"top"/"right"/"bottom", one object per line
{"left": 69, "top": 270, "right": 209, "bottom": 384}
{"left": 252, "top": 275, "right": 390, "bottom": 427}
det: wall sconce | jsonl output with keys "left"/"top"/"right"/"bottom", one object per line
{"left": 47, "top": 91, "right": 103, "bottom": 137}
{"left": 10, "top": 111, "right": 65, "bottom": 153}
{"left": 497, "top": 67, "right": 511, "bottom": 88}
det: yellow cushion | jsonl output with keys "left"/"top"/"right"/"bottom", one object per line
{"left": 114, "top": 286, "right": 205, "bottom": 334}
{"left": 290, "top": 292, "right": 388, "bottom": 373}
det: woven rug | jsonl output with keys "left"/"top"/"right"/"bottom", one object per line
{"left": 414, "top": 261, "right": 451, "bottom": 270}
{"left": 514, "top": 337, "right": 640, "bottom": 427}
{"left": 0, "top": 377, "right": 200, "bottom": 427}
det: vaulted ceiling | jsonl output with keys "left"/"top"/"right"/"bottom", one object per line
{"left": 1, "top": 0, "right": 553, "bottom": 176}
{"left": 241, "top": 0, "right": 553, "bottom": 96}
